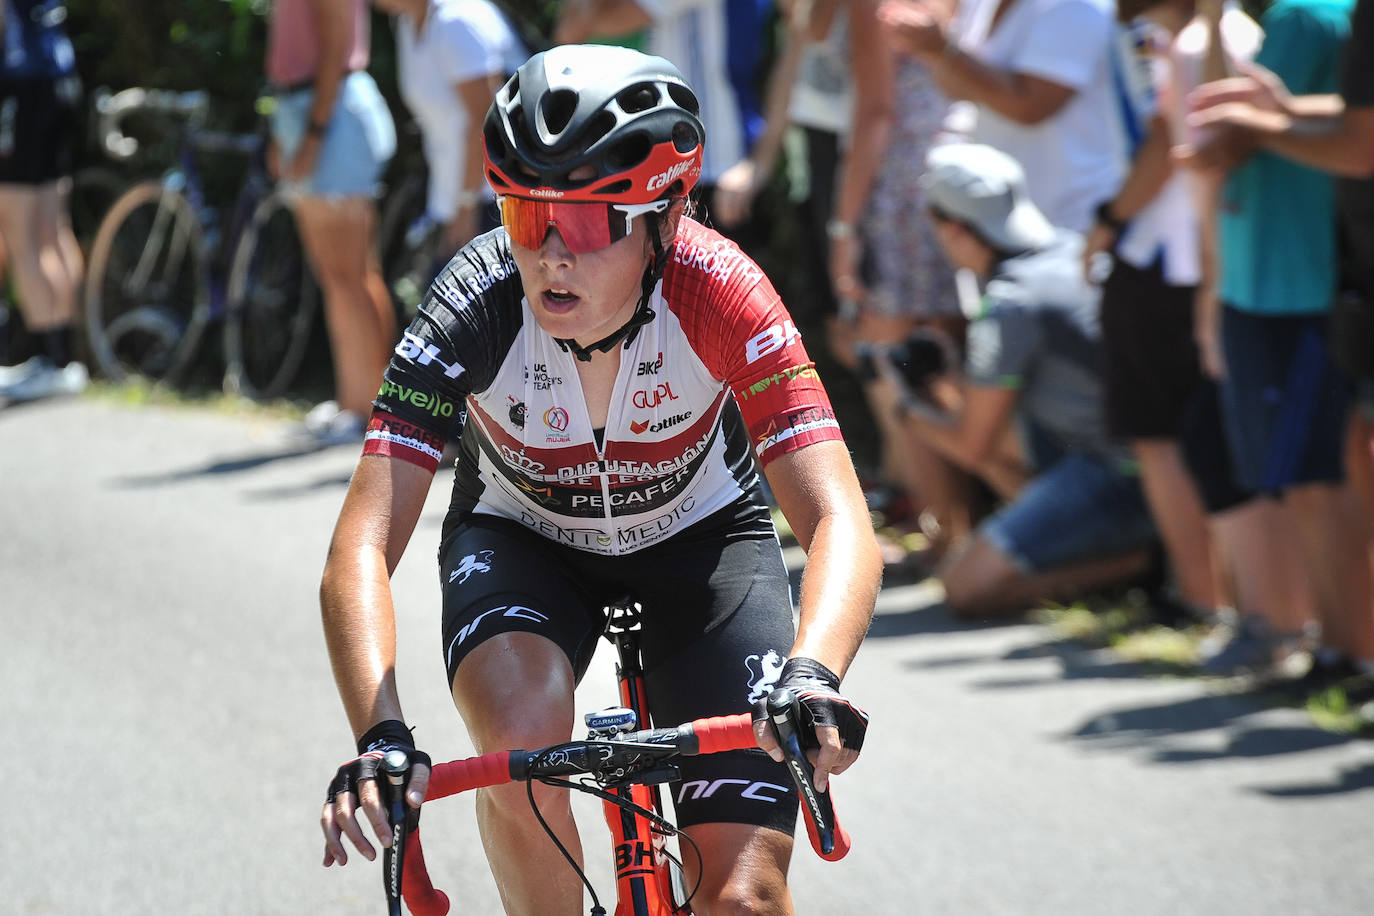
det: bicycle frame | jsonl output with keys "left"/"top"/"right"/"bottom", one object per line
{"left": 601, "top": 602, "right": 691, "bottom": 915}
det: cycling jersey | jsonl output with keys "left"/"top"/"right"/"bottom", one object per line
{"left": 364, "top": 217, "right": 843, "bottom": 555}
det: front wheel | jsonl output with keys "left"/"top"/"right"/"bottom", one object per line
{"left": 222, "top": 190, "right": 319, "bottom": 401}
{"left": 83, "top": 179, "right": 210, "bottom": 386}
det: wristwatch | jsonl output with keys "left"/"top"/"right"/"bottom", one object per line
{"left": 1094, "top": 201, "right": 1126, "bottom": 237}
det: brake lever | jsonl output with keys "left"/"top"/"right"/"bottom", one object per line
{"left": 380, "top": 749, "right": 412, "bottom": 916}
{"left": 765, "top": 687, "right": 845, "bottom": 859}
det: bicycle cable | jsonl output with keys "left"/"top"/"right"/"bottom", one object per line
{"left": 523, "top": 745, "right": 706, "bottom": 914}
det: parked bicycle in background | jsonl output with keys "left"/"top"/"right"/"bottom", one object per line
{"left": 82, "top": 87, "right": 319, "bottom": 399}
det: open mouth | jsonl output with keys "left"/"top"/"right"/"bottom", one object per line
{"left": 542, "top": 287, "right": 580, "bottom": 313}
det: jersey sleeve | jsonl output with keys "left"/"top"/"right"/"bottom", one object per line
{"left": 365, "top": 230, "right": 521, "bottom": 472}
{"left": 664, "top": 225, "right": 844, "bottom": 466}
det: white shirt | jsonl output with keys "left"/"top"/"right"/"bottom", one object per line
{"left": 950, "top": 0, "right": 1126, "bottom": 233}
{"left": 636, "top": 0, "right": 746, "bottom": 183}
{"left": 1115, "top": 3, "right": 1263, "bottom": 284}
{"left": 788, "top": 12, "right": 852, "bottom": 136}
{"left": 395, "top": 0, "right": 526, "bottom": 220}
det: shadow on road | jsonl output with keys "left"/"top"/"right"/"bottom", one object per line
{"left": 113, "top": 441, "right": 352, "bottom": 491}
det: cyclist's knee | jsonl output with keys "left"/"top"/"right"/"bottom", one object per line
{"left": 693, "top": 871, "right": 791, "bottom": 916}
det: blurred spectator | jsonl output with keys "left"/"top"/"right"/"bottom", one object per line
{"left": 371, "top": 0, "right": 526, "bottom": 263}
{"left": 878, "top": 143, "right": 1157, "bottom": 618}
{"left": 878, "top": 0, "right": 1125, "bottom": 234}
{"left": 1092, "top": 0, "right": 1318, "bottom": 665}
{"left": 1176, "top": 0, "right": 1374, "bottom": 694}
{"left": 0, "top": 0, "right": 88, "bottom": 402}
{"left": 267, "top": 0, "right": 397, "bottom": 444}
{"left": 554, "top": 0, "right": 751, "bottom": 225}
{"left": 827, "top": 0, "right": 977, "bottom": 561}
{"left": 1183, "top": 0, "right": 1374, "bottom": 532}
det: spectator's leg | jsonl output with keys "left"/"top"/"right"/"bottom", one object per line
{"left": 1284, "top": 481, "right": 1374, "bottom": 663}
{"left": 940, "top": 537, "right": 1152, "bottom": 619}
{"left": 1132, "top": 438, "right": 1217, "bottom": 611}
{"left": 0, "top": 184, "right": 62, "bottom": 331}
{"left": 292, "top": 195, "right": 396, "bottom": 418}
{"left": 1209, "top": 497, "right": 1316, "bottom": 637}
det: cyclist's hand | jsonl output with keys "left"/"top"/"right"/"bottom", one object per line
{"left": 754, "top": 657, "right": 870, "bottom": 792}
{"left": 321, "top": 720, "right": 431, "bottom": 867}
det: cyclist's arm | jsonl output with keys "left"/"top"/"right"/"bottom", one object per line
{"left": 761, "top": 440, "right": 881, "bottom": 787}
{"left": 321, "top": 453, "right": 433, "bottom": 741}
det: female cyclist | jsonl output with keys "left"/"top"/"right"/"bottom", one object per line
{"left": 318, "top": 45, "right": 882, "bottom": 915}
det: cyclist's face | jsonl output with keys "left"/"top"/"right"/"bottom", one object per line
{"left": 510, "top": 206, "right": 674, "bottom": 349}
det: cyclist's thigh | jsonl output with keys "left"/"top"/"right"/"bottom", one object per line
{"left": 439, "top": 514, "right": 606, "bottom": 688}
{"left": 627, "top": 533, "right": 799, "bottom": 832}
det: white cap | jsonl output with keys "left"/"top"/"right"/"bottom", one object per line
{"left": 921, "top": 143, "right": 1055, "bottom": 253}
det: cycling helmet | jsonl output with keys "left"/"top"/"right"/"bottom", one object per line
{"left": 483, "top": 44, "right": 705, "bottom": 204}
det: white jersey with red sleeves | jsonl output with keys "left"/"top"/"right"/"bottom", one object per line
{"left": 364, "top": 218, "right": 843, "bottom": 555}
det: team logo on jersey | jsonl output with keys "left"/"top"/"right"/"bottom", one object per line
{"left": 528, "top": 362, "right": 564, "bottom": 390}
{"left": 744, "top": 321, "right": 801, "bottom": 365}
{"left": 448, "top": 550, "right": 495, "bottom": 585}
{"left": 396, "top": 331, "right": 466, "bottom": 379}
{"left": 508, "top": 397, "right": 526, "bottom": 429}
{"left": 637, "top": 352, "right": 664, "bottom": 376}
{"left": 543, "top": 406, "right": 570, "bottom": 431}
{"left": 746, "top": 649, "right": 785, "bottom": 703}
{"left": 632, "top": 382, "right": 679, "bottom": 409}
{"left": 629, "top": 411, "right": 692, "bottom": 435}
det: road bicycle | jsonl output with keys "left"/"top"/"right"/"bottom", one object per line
{"left": 82, "top": 88, "right": 318, "bottom": 398}
{"left": 379, "top": 599, "right": 851, "bottom": 916}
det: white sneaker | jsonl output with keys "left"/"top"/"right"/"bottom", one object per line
{"left": 0, "top": 359, "right": 88, "bottom": 402}
{"left": 0, "top": 355, "right": 49, "bottom": 390}
{"left": 302, "top": 400, "right": 366, "bottom": 446}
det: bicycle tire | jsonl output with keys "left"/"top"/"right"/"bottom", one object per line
{"left": 222, "top": 190, "right": 319, "bottom": 401}
{"left": 376, "top": 172, "right": 432, "bottom": 324}
{"left": 82, "top": 179, "right": 211, "bottom": 386}
{"left": 67, "top": 165, "right": 128, "bottom": 253}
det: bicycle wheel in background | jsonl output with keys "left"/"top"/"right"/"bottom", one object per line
{"left": 376, "top": 171, "right": 433, "bottom": 326}
{"left": 67, "top": 165, "right": 128, "bottom": 253}
{"left": 222, "top": 190, "right": 319, "bottom": 401}
{"left": 83, "top": 179, "right": 210, "bottom": 386}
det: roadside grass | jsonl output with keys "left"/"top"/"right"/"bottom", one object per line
{"left": 85, "top": 377, "right": 310, "bottom": 421}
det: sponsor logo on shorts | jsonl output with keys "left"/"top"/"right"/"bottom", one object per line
{"left": 745, "top": 649, "right": 785, "bottom": 703}
{"left": 447, "top": 550, "right": 495, "bottom": 584}
{"left": 675, "top": 779, "right": 790, "bottom": 804}
{"left": 446, "top": 604, "right": 551, "bottom": 668}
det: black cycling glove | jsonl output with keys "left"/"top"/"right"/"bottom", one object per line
{"left": 756, "top": 657, "right": 870, "bottom": 753}
{"left": 325, "top": 719, "right": 432, "bottom": 804}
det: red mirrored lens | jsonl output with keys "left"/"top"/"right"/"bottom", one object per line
{"left": 498, "top": 198, "right": 623, "bottom": 253}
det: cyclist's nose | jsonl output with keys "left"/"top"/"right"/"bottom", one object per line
{"left": 539, "top": 225, "right": 575, "bottom": 265}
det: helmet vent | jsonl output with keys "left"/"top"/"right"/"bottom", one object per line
{"left": 617, "top": 83, "right": 659, "bottom": 114}
{"left": 606, "top": 131, "right": 651, "bottom": 170}
{"left": 541, "top": 89, "right": 579, "bottom": 136}
{"left": 665, "top": 83, "right": 700, "bottom": 116}
{"left": 672, "top": 122, "right": 699, "bottom": 154}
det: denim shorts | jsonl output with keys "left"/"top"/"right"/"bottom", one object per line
{"left": 270, "top": 71, "right": 395, "bottom": 199}
{"left": 1219, "top": 305, "right": 1348, "bottom": 494}
{"left": 980, "top": 451, "right": 1157, "bottom": 574}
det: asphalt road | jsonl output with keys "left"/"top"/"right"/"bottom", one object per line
{"left": 6, "top": 397, "right": 1374, "bottom": 915}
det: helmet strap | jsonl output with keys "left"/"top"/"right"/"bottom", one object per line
{"left": 554, "top": 217, "right": 670, "bottom": 362}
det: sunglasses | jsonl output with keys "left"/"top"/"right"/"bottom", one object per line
{"left": 498, "top": 196, "right": 671, "bottom": 254}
